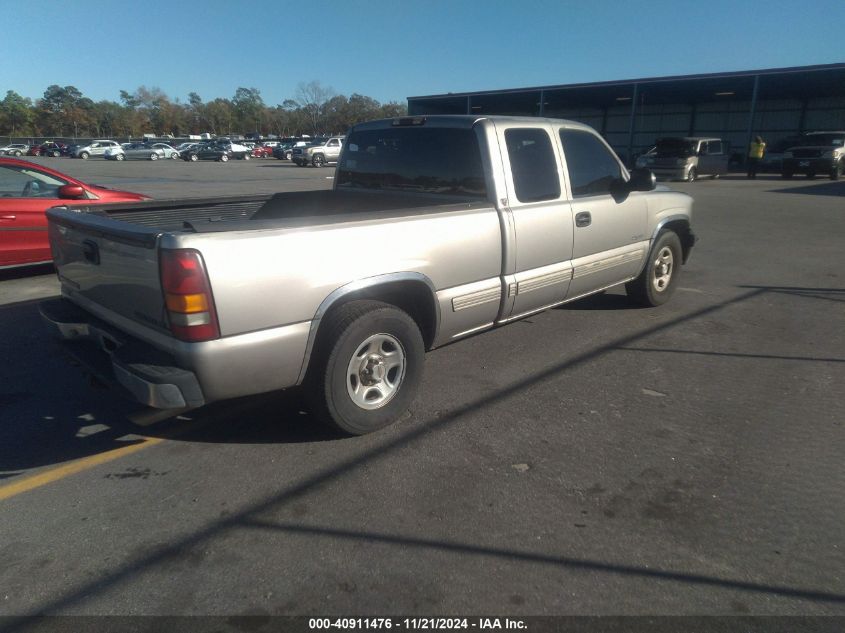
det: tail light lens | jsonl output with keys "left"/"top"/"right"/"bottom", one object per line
{"left": 160, "top": 249, "right": 220, "bottom": 342}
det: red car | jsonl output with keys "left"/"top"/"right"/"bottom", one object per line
{"left": 27, "top": 142, "right": 67, "bottom": 158}
{"left": 0, "top": 157, "right": 149, "bottom": 268}
{"left": 251, "top": 145, "right": 273, "bottom": 158}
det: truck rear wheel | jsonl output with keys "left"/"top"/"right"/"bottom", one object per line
{"left": 306, "top": 300, "right": 424, "bottom": 435}
{"left": 626, "top": 231, "right": 682, "bottom": 307}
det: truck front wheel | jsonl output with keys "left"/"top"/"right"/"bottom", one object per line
{"left": 312, "top": 154, "right": 325, "bottom": 168}
{"left": 306, "top": 300, "right": 424, "bottom": 435}
{"left": 626, "top": 231, "right": 682, "bottom": 307}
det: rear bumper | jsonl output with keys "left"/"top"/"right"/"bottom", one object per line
{"left": 40, "top": 298, "right": 205, "bottom": 409}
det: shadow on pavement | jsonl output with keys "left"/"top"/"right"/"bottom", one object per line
{"left": 5, "top": 284, "right": 845, "bottom": 620}
{"left": 767, "top": 181, "right": 845, "bottom": 197}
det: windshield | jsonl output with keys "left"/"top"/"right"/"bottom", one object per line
{"left": 798, "top": 133, "right": 845, "bottom": 147}
{"left": 656, "top": 138, "right": 697, "bottom": 157}
{"left": 337, "top": 126, "right": 487, "bottom": 198}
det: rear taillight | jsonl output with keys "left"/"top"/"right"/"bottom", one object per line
{"left": 159, "top": 249, "right": 220, "bottom": 342}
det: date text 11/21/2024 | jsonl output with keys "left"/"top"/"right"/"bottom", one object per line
{"left": 308, "top": 618, "right": 527, "bottom": 630}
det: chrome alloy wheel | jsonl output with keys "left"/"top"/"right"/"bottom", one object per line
{"left": 346, "top": 333, "right": 406, "bottom": 410}
{"left": 651, "top": 246, "right": 674, "bottom": 293}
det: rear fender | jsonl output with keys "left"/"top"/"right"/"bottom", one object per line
{"left": 296, "top": 272, "right": 440, "bottom": 384}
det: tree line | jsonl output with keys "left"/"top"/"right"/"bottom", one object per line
{"left": 0, "top": 81, "right": 407, "bottom": 139}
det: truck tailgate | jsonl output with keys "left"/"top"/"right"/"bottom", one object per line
{"left": 47, "top": 208, "right": 170, "bottom": 333}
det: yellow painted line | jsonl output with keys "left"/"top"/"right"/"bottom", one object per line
{"left": 0, "top": 436, "right": 164, "bottom": 502}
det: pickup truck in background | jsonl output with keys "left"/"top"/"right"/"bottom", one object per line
{"left": 781, "top": 131, "right": 845, "bottom": 180}
{"left": 40, "top": 115, "right": 695, "bottom": 435}
{"left": 292, "top": 136, "right": 345, "bottom": 167}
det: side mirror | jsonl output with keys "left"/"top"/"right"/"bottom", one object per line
{"left": 628, "top": 167, "right": 656, "bottom": 192}
{"left": 58, "top": 184, "right": 86, "bottom": 199}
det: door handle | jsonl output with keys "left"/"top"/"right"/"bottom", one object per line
{"left": 575, "top": 211, "right": 591, "bottom": 227}
{"left": 0, "top": 214, "right": 16, "bottom": 220}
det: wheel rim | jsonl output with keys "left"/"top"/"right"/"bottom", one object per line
{"left": 346, "top": 333, "right": 406, "bottom": 410}
{"left": 687, "top": 168, "right": 696, "bottom": 182}
{"left": 651, "top": 246, "right": 674, "bottom": 293}
{"left": 314, "top": 156, "right": 324, "bottom": 167}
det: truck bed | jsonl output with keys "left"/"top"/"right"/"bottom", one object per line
{"left": 68, "top": 189, "right": 488, "bottom": 233}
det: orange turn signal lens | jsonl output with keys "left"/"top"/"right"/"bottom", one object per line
{"left": 165, "top": 292, "right": 209, "bottom": 313}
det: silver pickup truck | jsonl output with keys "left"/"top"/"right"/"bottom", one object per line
{"left": 40, "top": 115, "right": 695, "bottom": 435}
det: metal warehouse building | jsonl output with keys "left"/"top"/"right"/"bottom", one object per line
{"left": 407, "top": 63, "right": 845, "bottom": 165}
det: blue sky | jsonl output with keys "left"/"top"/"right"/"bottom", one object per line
{"left": 3, "top": 0, "right": 843, "bottom": 106}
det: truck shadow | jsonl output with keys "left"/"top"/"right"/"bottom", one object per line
{"left": 0, "top": 301, "right": 334, "bottom": 478}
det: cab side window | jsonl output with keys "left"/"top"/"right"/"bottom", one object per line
{"left": 708, "top": 141, "right": 723, "bottom": 155}
{"left": 559, "top": 129, "right": 623, "bottom": 198}
{"left": 504, "top": 128, "right": 560, "bottom": 203}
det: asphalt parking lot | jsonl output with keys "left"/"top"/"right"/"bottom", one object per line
{"left": 0, "top": 157, "right": 843, "bottom": 618}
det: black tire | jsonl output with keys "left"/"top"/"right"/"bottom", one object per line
{"left": 626, "top": 231, "right": 683, "bottom": 307}
{"left": 830, "top": 161, "right": 842, "bottom": 181}
{"left": 312, "top": 154, "right": 325, "bottom": 168}
{"left": 115, "top": 153, "right": 125, "bottom": 161}
{"left": 306, "top": 300, "right": 424, "bottom": 435}
{"left": 242, "top": 153, "right": 250, "bottom": 160}
{"left": 190, "top": 154, "right": 198, "bottom": 162}
{"left": 219, "top": 154, "right": 229, "bottom": 162}
{"left": 80, "top": 151, "right": 89, "bottom": 160}
{"left": 686, "top": 167, "right": 697, "bottom": 182}
{"left": 51, "top": 150, "right": 60, "bottom": 157}
{"left": 150, "top": 153, "right": 158, "bottom": 161}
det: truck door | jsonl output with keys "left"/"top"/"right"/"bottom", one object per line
{"left": 557, "top": 127, "right": 649, "bottom": 300}
{"left": 493, "top": 122, "right": 574, "bottom": 320}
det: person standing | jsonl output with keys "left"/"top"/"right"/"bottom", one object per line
{"left": 748, "top": 135, "right": 766, "bottom": 179}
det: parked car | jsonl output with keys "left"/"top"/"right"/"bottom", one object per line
{"left": 781, "top": 131, "right": 845, "bottom": 180}
{"left": 273, "top": 140, "right": 308, "bottom": 160}
{"left": 292, "top": 136, "right": 344, "bottom": 167}
{"left": 213, "top": 140, "right": 251, "bottom": 160}
{"left": 251, "top": 145, "right": 273, "bottom": 158}
{"left": 104, "top": 143, "right": 166, "bottom": 161}
{"left": 0, "top": 157, "right": 148, "bottom": 268}
{"left": 151, "top": 143, "right": 181, "bottom": 159}
{"left": 646, "top": 137, "right": 729, "bottom": 181}
{"left": 72, "top": 140, "right": 122, "bottom": 159}
{"left": 181, "top": 142, "right": 233, "bottom": 162}
{"left": 37, "top": 142, "right": 68, "bottom": 158}
{"left": 38, "top": 115, "right": 695, "bottom": 435}
{"left": 0, "top": 143, "right": 29, "bottom": 156}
